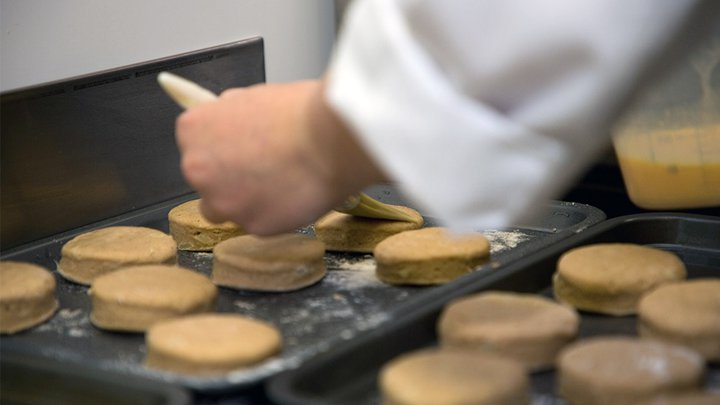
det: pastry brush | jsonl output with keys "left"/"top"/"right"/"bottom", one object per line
{"left": 157, "top": 72, "right": 417, "bottom": 222}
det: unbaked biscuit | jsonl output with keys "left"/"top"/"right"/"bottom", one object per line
{"left": 314, "top": 206, "right": 423, "bottom": 253}
{"left": 638, "top": 392, "right": 720, "bottom": 405}
{"left": 145, "top": 313, "right": 282, "bottom": 376}
{"left": 557, "top": 336, "right": 704, "bottom": 405}
{"left": 0, "top": 261, "right": 58, "bottom": 334}
{"left": 374, "top": 227, "right": 490, "bottom": 285}
{"left": 638, "top": 279, "right": 720, "bottom": 362}
{"left": 59, "top": 226, "right": 177, "bottom": 285}
{"left": 438, "top": 291, "right": 579, "bottom": 370}
{"left": 212, "top": 234, "right": 326, "bottom": 292}
{"left": 379, "top": 347, "right": 529, "bottom": 405}
{"left": 553, "top": 243, "right": 686, "bottom": 316}
{"left": 168, "top": 199, "right": 245, "bottom": 251}
{"left": 90, "top": 264, "right": 217, "bottom": 332}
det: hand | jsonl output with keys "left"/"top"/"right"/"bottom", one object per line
{"left": 175, "top": 79, "right": 385, "bottom": 235}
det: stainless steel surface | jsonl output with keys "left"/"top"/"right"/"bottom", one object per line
{"left": 0, "top": 38, "right": 265, "bottom": 250}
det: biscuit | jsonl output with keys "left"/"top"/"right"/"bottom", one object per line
{"left": 168, "top": 199, "right": 245, "bottom": 251}
{"left": 0, "top": 261, "right": 58, "bottom": 334}
{"left": 314, "top": 206, "right": 423, "bottom": 253}
{"left": 212, "top": 234, "right": 326, "bottom": 292}
{"left": 638, "top": 279, "right": 720, "bottom": 362}
{"left": 374, "top": 227, "right": 490, "bottom": 285}
{"left": 145, "top": 313, "right": 282, "bottom": 375}
{"left": 380, "top": 348, "right": 529, "bottom": 405}
{"left": 557, "top": 336, "right": 704, "bottom": 405}
{"left": 438, "top": 291, "right": 579, "bottom": 370}
{"left": 553, "top": 243, "right": 686, "bottom": 315}
{"left": 59, "top": 226, "right": 177, "bottom": 285}
{"left": 90, "top": 264, "right": 217, "bottom": 332}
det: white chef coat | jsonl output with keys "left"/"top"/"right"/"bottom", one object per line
{"left": 326, "top": 0, "right": 715, "bottom": 231}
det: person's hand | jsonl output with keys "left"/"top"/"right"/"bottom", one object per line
{"left": 175, "top": 79, "right": 385, "bottom": 235}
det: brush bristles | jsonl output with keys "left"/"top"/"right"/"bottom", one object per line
{"left": 335, "top": 193, "right": 417, "bottom": 222}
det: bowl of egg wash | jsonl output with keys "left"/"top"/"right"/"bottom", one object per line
{"left": 612, "top": 32, "right": 720, "bottom": 210}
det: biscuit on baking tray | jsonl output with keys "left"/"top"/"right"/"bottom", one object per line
{"left": 553, "top": 243, "right": 686, "bottom": 315}
{"left": 145, "top": 313, "right": 282, "bottom": 376}
{"left": 638, "top": 278, "right": 720, "bottom": 362}
{"left": 374, "top": 227, "right": 490, "bottom": 285}
{"left": 212, "top": 233, "right": 326, "bottom": 292}
{"left": 638, "top": 392, "right": 720, "bottom": 405}
{"left": 557, "top": 336, "right": 704, "bottom": 405}
{"left": 379, "top": 347, "right": 529, "bottom": 405}
{"left": 314, "top": 206, "right": 423, "bottom": 253}
{"left": 168, "top": 199, "right": 246, "bottom": 251}
{"left": 0, "top": 261, "right": 58, "bottom": 334}
{"left": 438, "top": 291, "right": 579, "bottom": 370}
{"left": 58, "top": 226, "right": 177, "bottom": 285}
{"left": 90, "top": 264, "right": 217, "bottom": 332}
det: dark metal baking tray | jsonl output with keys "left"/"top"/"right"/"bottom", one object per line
{"left": 0, "top": 185, "right": 603, "bottom": 395}
{"left": 267, "top": 213, "right": 720, "bottom": 405}
{"left": 0, "top": 351, "right": 192, "bottom": 405}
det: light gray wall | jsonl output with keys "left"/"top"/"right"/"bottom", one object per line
{"left": 0, "top": 0, "right": 336, "bottom": 91}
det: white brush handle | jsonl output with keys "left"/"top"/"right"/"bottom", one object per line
{"left": 157, "top": 71, "right": 218, "bottom": 109}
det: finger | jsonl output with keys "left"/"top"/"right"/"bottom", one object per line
{"left": 175, "top": 110, "right": 198, "bottom": 154}
{"left": 175, "top": 104, "right": 218, "bottom": 152}
{"left": 218, "top": 87, "right": 247, "bottom": 100}
{"left": 197, "top": 198, "right": 227, "bottom": 224}
{"left": 180, "top": 150, "right": 217, "bottom": 191}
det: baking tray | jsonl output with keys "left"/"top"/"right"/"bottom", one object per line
{"left": 267, "top": 213, "right": 720, "bottom": 405}
{"left": 0, "top": 185, "right": 603, "bottom": 395}
{"left": 0, "top": 351, "right": 192, "bottom": 405}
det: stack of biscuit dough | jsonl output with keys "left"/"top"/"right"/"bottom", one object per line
{"left": 314, "top": 205, "right": 424, "bottom": 253}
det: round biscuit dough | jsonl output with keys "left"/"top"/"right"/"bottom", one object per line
{"left": 638, "top": 279, "right": 720, "bottom": 362}
{"left": 553, "top": 243, "right": 686, "bottom": 315}
{"left": 379, "top": 347, "right": 530, "bottom": 405}
{"left": 145, "top": 313, "right": 282, "bottom": 375}
{"left": 438, "top": 291, "right": 579, "bottom": 370}
{"left": 212, "top": 233, "right": 326, "bottom": 292}
{"left": 168, "top": 199, "right": 246, "bottom": 251}
{"left": 59, "top": 226, "right": 177, "bottom": 285}
{"left": 638, "top": 392, "right": 720, "bottom": 405}
{"left": 314, "top": 206, "right": 423, "bottom": 253}
{"left": 90, "top": 264, "right": 217, "bottom": 332}
{"left": 374, "top": 227, "right": 490, "bottom": 285}
{"left": 0, "top": 261, "right": 58, "bottom": 334}
{"left": 557, "top": 336, "right": 704, "bottom": 405}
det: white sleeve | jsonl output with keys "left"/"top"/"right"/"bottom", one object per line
{"left": 326, "top": 0, "right": 707, "bottom": 230}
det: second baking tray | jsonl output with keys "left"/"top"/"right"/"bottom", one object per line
{"left": 267, "top": 213, "right": 720, "bottom": 405}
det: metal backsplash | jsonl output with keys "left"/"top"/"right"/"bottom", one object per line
{"left": 1, "top": 37, "right": 265, "bottom": 251}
